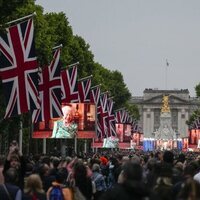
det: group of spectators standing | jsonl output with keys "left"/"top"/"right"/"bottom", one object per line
{"left": 1, "top": 141, "right": 200, "bottom": 200}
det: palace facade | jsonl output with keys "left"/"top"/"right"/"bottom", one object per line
{"left": 130, "top": 89, "right": 200, "bottom": 139}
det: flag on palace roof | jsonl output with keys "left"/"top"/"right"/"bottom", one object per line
{"left": 61, "top": 63, "right": 79, "bottom": 103}
{"left": 0, "top": 17, "right": 40, "bottom": 118}
{"left": 32, "top": 47, "right": 62, "bottom": 122}
{"left": 78, "top": 75, "right": 92, "bottom": 103}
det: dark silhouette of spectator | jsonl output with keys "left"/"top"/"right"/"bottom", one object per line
{"left": 100, "top": 161, "right": 150, "bottom": 200}
{"left": 173, "top": 162, "right": 198, "bottom": 199}
{"left": 72, "top": 161, "right": 93, "bottom": 200}
{"left": 0, "top": 155, "right": 5, "bottom": 184}
{"left": 3, "top": 140, "right": 26, "bottom": 189}
{"left": 177, "top": 178, "right": 200, "bottom": 200}
{"left": 0, "top": 167, "right": 22, "bottom": 199}
{"left": 91, "top": 163, "right": 107, "bottom": 200}
{"left": 153, "top": 163, "right": 174, "bottom": 200}
{"left": 47, "top": 168, "right": 72, "bottom": 200}
{"left": 38, "top": 163, "right": 56, "bottom": 192}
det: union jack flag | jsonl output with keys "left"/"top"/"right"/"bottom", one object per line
{"left": 78, "top": 76, "right": 92, "bottom": 103}
{"left": 122, "top": 110, "right": 128, "bottom": 123}
{"left": 0, "top": 18, "right": 40, "bottom": 118}
{"left": 32, "top": 48, "right": 62, "bottom": 122}
{"left": 115, "top": 109, "right": 124, "bottom": 124}
{"left": 106, "top": 98, "right": 116, "bottom": 137}
{"left": 131, "top": 120, "right": 140, "bottom": 133}
{"left": 90, "top": 85, "right": 100, "bottom": 105}
{"left": 97, "top": 92, "right": 108, "bottom": 138}
{"left": 61, "top": 63, "right": 79, "bottom": 103}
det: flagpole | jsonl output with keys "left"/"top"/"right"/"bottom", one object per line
{"left": 114, "top": 107, "right": 126, "bottom": 112}
{"left": 78, "top": 75, "right": 93, "bottom": 82}
{"left": 52, "top": 44, "right": 63, "bottom": 50}
{"left": 68, "top": 62, "right": 79, "bottom": 68}
{"left": 6, "top": 12, "right": 36, "bottom": 25}
{"left": 61, "top": 62, "right": 79, "bottom": 70}
{"left": 90, "top": 84, "right": 101, "bottom": 89}
{"left": 165, "top": 59, "right": 169, "bottom": 90}
{"left": 19, "top": 120, "right": 23, "bottom": 154}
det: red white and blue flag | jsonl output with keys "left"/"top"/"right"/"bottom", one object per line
{"left": 78, "top": 76, "right": 92, "bottom": 103}
{"left": 0, "top": 17, "right": 40, "bottom": 118}
{"left": 115, "top": 109, "right": 124, "bottom": 124}
{"left": 97, "top": 92, "right": 108, "bottom": 138}
{"left": 61, "top": 63, "right": 79, "bottom": 103}
{"left": 131, "top": 119, "right": 140, "bottom": 133}
{"left": 90, "top": 85, "right": 101, "bottom": 105}
{"left": 32, "top": 48, "right": 62, "bottom": 122}
{"left": 106, "top": 98, "right": 116, "bottom": 137}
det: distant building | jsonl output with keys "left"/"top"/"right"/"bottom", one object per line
{"left": 130, "top": 89, "right": 200, "bottom": 139}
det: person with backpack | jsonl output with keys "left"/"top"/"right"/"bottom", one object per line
{"left": 47, "top": 168, "right": 72, "bottom": 200}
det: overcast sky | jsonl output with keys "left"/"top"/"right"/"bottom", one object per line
{"left": 36, "top": 0, "right": 200, "bottom": 97}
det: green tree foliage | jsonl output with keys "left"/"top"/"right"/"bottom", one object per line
{"left": 187, "top": 83, "right": 200, "bottom": 127}
{"left": 195, "top": 83, "right": 200, "bottom": 97}
{"left": 125, "top": 103, "right": 140, "bottom": 120}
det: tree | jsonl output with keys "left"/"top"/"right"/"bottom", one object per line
{"left": 187, "top": 83, "right": 200, "bottom": 127}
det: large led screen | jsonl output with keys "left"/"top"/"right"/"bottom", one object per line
{"left": 32, "top": 103, "right": 96, "bottom": 138}
{"left": 116, "top": 123, "right": 132, "bottom": 142}
{"left": 102, "top": 136, "right": 119, "bottom": 148}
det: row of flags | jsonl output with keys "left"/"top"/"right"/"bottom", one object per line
{"left": 0, "top": 15, "right": 140, "bottom": 139}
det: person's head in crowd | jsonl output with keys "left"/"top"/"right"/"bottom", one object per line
{"left": 92, "top": 163, "right": 100, "bottom": 173}
{"left": 52, "top": 157, "right": 60, "bottom": 169}
{"left": 99, "top": 156, "right": 108, "bottom": 166}
{"left": 4, "top": 167, "right": 19, "bottom": 185}
{"left": 118, "top": 161, "right": 143, "bottom": 184}
{"left": 24, "top": 174, "right": 44, "bottom": 195}
{"left": 174, "top": 161, "right": 184, "bottom": 172}
{"left": 147, "top": 158, "right": 157, "bottom": 171}
{"left": 155, "top": 151, "right": 163, "bottom": 161}
{"left": 73, "top": 160, "right": 87, "bottom": 180}
{"left": 10, "top": 154, "right": 20, "bottom": 169}
{"left": 25, "top": 162, "right": 34, "bottom": 177}
{"left": 163, "top": 150, "right": 174, "bottom": 165}
{"left": 41, "top": 156, "right": 51, "bottom": 166}
{"left": 38, "top": 163, "right": 50, "bottom": 178}
{"left": 177, "top": 153, "right": 186, "bottom": 163}
{"left": 130, "top": 154, "right": 140, "bottom": 164}
{"left": 178, "top": 178, "right": 200, "bottom": 200}
{"left": 159, "top": 163, "right": 173, "bottom": 178}
{"left": 55, "top": 168, "right": 68, "bottom": 184}
{"left": 183, "top": 162, "right": 198, "bottom": 178}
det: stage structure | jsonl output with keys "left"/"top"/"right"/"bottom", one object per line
{"left": 143, "top": 95, "right": 182, "bottom": 151}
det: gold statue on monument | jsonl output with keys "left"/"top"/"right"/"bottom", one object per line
{"left": 161, "top": 95, "right": 170, "bottom": 113}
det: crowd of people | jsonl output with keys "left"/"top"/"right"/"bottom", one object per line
{"left": 1, "top": 141, "right": 200, "bottom": 200}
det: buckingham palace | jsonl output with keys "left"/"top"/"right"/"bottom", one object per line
{"left": 130, "top": 88, "right": 200, "bottom": 140}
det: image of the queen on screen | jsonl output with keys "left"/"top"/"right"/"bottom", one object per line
{"left": 51, "top": 104, "right": 78, "bottom": 138}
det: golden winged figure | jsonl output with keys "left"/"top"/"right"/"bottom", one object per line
{"left": 161, "top": 95, "right": 170, "bottom": 113}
